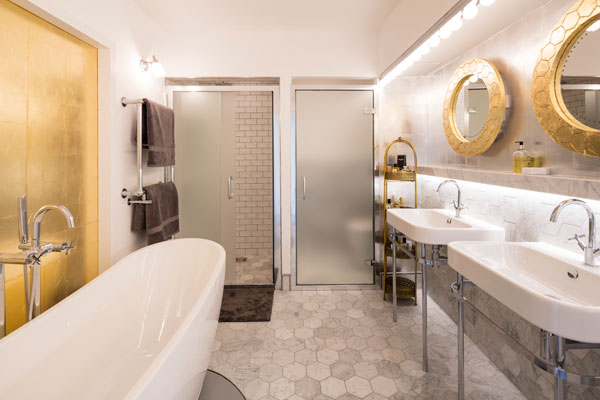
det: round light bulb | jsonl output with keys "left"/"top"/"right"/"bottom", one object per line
{"left": 440, "top": 22, "right": 453, "bottom": 39}
{"left": 427, "top": 33, "right": 441, "bottom": 48}
{"left": 587, "top": 20, "right": 600, "bottom": 32}
{"left": 480, "top": 0, "right": 496, "bottom": 6}
{"left": 450, "top": 14, "right": 463, "bottom": 32}
{"left": 410, "top": 51, "right": 422, "bottom": 63}
{"left": 418, "top": 43, "right": 431, "bottom": 56}
{"left": 463, "top": 80, "right": 470, "bottom": 88}
{"left": 469, "top": 75, "right": 478, "bottom": 83}
{"left": 463, "top": 1, "right": 478, "bottom": 20}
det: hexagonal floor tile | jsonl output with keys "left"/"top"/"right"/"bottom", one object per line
{"left": 317, "top": 348, "right": 339, "bottom": 365}
{"left": 283, "top": 362, "right": 307, "bottom": 381}
{"left": 259, "top": 363, "right": 283, "bottom": 382}
{"left": 307, "top": 362, "right": 331, "bottom": 381}
{"left": 330, "top": 361, "right": 355, "bottom": 380}
{"left": 370, "top": 375, "right": 397, "bottom": 397}
{"left": 270, "top": 377, "right": 294, "bottom": 400}
{"left": 243, "top": 378, "right": 269, "bottom": 399}
{"left": 354, "top": 361, "right": 378, "bottom": 380}
{"left": 345, "top": 375, "right": 372, "bottom": 398}
{"left": 295, "top": 326, "right": 314, "bottom": 340}
{"left": 321, "top": 376, "right": 346, "bottom": 398}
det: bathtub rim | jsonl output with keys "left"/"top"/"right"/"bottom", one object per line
{"left": 125, "top": 238, "right": 225, "bottom": 398}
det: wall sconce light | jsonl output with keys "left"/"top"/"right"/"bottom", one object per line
{"left": 140, "top": 55, "right": 166, "bottom": 78}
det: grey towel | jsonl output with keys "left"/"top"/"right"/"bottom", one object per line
{"left": 142, "top": 98, "right": 175, "bottom": 167}
{"left": 131, "top": 182, "right": 179, "bottom": 244}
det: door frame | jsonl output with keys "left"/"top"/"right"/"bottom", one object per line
{"left": 166, "top": 85, "right": 282, "bottom": 289}
{"left": 291, "top": 83, "right": 379, "bottom": 290}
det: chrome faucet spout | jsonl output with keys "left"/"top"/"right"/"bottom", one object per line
{"left": 32, "top": 205, "right": 76, "bottom": 249}
{"left": 550, "top": 198, "right": 598, "bottom": 266}
{"left": 437, "top": 179, "right": 464, "bottom": 218}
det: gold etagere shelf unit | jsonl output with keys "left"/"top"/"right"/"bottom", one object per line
{"left": 382, "top": 137, "right": 418, "bottom": 305}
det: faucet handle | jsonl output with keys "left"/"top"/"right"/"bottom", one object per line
{"left": 453, "top": 201, "right": 466, "bottom": 217}
{"left": 18, "top": 195, "right": 29, "bottom": 245}
{"left": 46, "top": 241, "right": 75, "bottom": 255}
{"left": 568, "top": 234, "right": 586, "bottom": 251}
{"left": 62, "top": 241, "right": 75, "bottom": 255}
{"left": 453, "top": 200, "right": 465, "bottom": 208}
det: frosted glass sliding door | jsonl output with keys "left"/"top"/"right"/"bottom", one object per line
{"left": 172, "top": 90, "right": 274, "bottom": 286}
{"left": 173, "top": 91, "right": 236, "bottom": 283}
{"left": 296, "top": 90, "right": 374, "bottom": 285}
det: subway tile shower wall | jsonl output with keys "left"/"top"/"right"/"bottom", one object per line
{"left": 394, "top": 175, "right": 600, "bottom": 399}
{"left": 234, "top": 91, "right": 273, "bottom": 258}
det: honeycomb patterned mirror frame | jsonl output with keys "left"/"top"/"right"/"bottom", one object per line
{"left": 443, "top": 58, "right": 506, "bottom": 157}
{"left": 532, "top": 0, "right": 600, "bottom": 157}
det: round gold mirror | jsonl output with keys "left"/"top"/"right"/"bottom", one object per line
{"left": 443, "top": 58, "right": 506, "bottom": 157}
{"left": 532, "top": 0, "right": 600, "bottom": 157}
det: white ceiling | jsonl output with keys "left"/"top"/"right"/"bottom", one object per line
{"left": 135, "top": 0, "right": 400, "bottom": 32}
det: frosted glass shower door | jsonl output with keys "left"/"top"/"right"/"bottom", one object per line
{"left": 173, "top": 91, "right": 236, "bottom": 283}
{"left": 296, "top": 90, "right": 374, "bottom": 285}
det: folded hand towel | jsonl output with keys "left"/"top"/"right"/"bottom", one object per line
{"left": 131, "top": 182, "right": 179, "bottom": 244}
{"left": 142, "top": 98, "right": 175, "bottom": 167}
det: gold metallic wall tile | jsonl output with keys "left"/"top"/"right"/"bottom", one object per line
{"left": 0, "top": 0, "right": 98, "bottom": 334}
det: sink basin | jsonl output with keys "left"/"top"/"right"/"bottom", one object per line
{"left": 449, "top": 241, "right": 600, "bottom": 343}
{"left": 386, "top": 209, "right": 505, "bottom": 244}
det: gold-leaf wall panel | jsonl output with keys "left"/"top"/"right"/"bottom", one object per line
{"left": 0, "top": 0, "right": 98, "bottom": 333}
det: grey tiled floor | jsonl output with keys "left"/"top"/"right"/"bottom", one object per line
{"left": 235, "top": 254, "right": 273, "bottom": 284}
{"left": 210, "top": 289, "right": 525, "bottom": 399}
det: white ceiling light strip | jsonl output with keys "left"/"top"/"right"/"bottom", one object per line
{"left": 378, "top": 0, "right": 497, "bottom": 88}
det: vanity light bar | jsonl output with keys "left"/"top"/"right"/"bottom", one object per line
{"left": 378, "top": 0, "right": 497, "bottom": 88}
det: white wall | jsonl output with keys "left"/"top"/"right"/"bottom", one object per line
{"left": 19, "top": 0, "right": 167, "bottom": 269}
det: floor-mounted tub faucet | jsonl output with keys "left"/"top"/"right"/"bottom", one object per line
{"left": 437, "top": 179, "right": 465, "bottom": 218}
{"left": 26, "top": 203, "right": 75, "bottom": 320}
{"left": 550, "top": 198, "right": 599, "bottom": 267}
{"left": 0, "top": 197, "right": 76, "bottom": 338}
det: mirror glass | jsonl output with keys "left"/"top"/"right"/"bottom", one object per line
{"left": 560, "top": 17, "right": 600, "bottom": 130}
{"left": 454, "top": 77, "right": 489, "bottom": 141}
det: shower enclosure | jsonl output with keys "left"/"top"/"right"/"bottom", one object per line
{"left": 168, "top": 85, "right": 280, "bottom": 286}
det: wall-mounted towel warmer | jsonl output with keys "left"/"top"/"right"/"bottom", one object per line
{"left": 120, "top": 97, "right": 174, "bottom": 205}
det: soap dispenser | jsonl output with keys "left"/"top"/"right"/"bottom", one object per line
{"left": 512, "top": 141, "right": 532, "bottom": 174}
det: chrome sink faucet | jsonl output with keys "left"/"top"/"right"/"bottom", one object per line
{"left": 550, "top": 198, "right": 599, "bottom": 267}
{"left": 437, "top": 179, "right": 465, "bottom": 218}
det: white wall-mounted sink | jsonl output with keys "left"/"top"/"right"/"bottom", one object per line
{"left": 386, "top": 209, "right": 505, "bottom": 244}
{"left": 449, "top": 241, "right": 600, "bottom": 343}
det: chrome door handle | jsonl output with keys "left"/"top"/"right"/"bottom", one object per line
{"left": 227, "top": 176, "right": 234, "bottom": 199}
{"left": 302, "top": 176, "right": 307, "bottom": 200}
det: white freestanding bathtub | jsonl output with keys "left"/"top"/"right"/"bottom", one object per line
{"left": 0, "top": 238, "right": 225, "bottom": 400}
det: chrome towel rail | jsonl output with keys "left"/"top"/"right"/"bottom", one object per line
{"left": 121, "top": 97, "right": 152, "bottom": 205}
